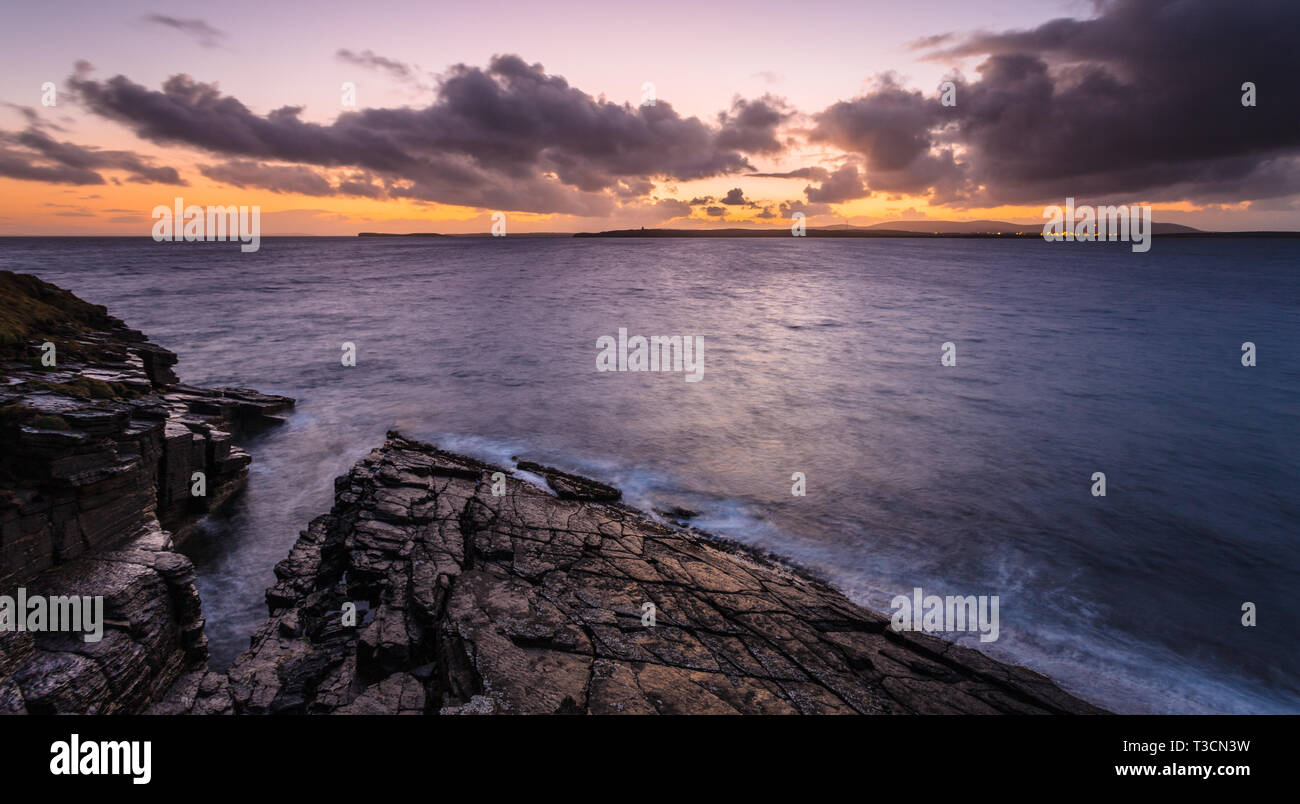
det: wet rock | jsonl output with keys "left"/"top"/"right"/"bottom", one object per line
{"left": 655, "top": 506, "right": 699, "bottom": 523}
{"left": 515, "top": 460, "right": 622, "bottom": 502}
{"left": 215, "top": 432, "right": 1106, "bottom": 715}
{"left": 439, "top": 694, "right": 497, "bottom": 715}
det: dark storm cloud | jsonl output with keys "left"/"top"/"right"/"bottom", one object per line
{"left": 716, "top": 95, "right": 791, "bottom": 155}
{"left": 720, "top": 187, "right": 748, "bottom": 205}
{"left": 0, "top": 126, "right": 185, "bottom": 185}
{"left": 819, "top": 0, "right": 1300, "bottom": 206}
{"left": 335, "top": 177, "right": 387, "bottom": 199}
{"left": 142, "top": 15, "right": 228, "bottom": 48}
{"left": 812, "top": 74, "right": 944, "bottom": 172}
{"left": 803, "top": 164, "right": 869, "bottom": 203}
{"left": 43, "top": 1, "right": 1290, "bottom": 214}
{"left": 809, "top": 73, "right": 964, "bottom": 201}
{"left": 66, "top": 55, "right": 762, "bottom": 215}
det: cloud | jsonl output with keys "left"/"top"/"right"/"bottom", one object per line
{"left": 809, "top": 73, "right": 964, "bottom": 200}
{"left": 720, "top": 187, "right": 749, "bottom": 205}
{"left": 830, "top": 0, "right": 1300, "bottom": 206}
{"left": 142, "top": 15, "right": 228, "bottom": 48}
{"left": 747, "top": 167, "right": 830, "bottom": 181}
{"left": 907, "top": 33, "right": 954, "bottom": 51}
{"left": 67, "top": 55, "right": 759, "bottom": 215}
{"left": 0, "top": 126, "right": 185, "bottom": 185}
{"left": 804, "top": 164, "right": 870, "bottom": 203}
{"left": 716, "top": 94, "right": 791, "bottom": 155}
{"left": 646, "top": 197, "right": 692, "bottom": 219}
{"left": 0, "top": 149, "right": 101, "bottom": 184}
{"left": 3, "top": 104, "right": 67, "bottom": 132}
{"left": 49, "top": 2, "right": 1300, "bottom": 217}
{"left": 336, "top": 49, "right": 416, "bottom": 81}
{"left": 778, "top": 199, "right": 831, "bottom": 218}
{"left": 199, "top": 159, "right": 386, "bottom": 197}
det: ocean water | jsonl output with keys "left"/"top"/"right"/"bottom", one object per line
{"left": 2, "top": 235, "right": 1296, "bottom": 714}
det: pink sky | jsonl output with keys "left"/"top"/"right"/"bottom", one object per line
{"left": 2, "top": 0, "right": 1296, "bottom": 234}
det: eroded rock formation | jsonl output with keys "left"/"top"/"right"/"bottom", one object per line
{"left": 0, "top": 271, "right": 292, "bottom": 713}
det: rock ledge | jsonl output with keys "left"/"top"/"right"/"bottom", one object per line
{"left": 0, "top": 271, "right": 293, "bottom": 713}
{"left": 169, "top": 431, "right": 1105, "bottom": 715}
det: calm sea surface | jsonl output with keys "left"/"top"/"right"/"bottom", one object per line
{"left": 3, "top": 235, "right": 1296, "bottom": 714}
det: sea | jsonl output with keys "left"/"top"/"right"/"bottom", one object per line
{"left": 2, "top": 234, "right": 1296, "bottom": 714}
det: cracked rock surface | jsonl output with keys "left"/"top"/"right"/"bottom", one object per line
{"left": 172, "top": 431, "right": 1105, "bottom": 715}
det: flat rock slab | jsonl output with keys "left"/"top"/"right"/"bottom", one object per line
{"left": 210, "top": 432, "right": 1106, "bottom": 716}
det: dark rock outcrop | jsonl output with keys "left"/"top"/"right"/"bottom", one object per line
{"left": 514, "top": 460, "right": 622, "bottom": 502}
{"left": 181, "top": 432, "right": 1104, "bottom": 715}
{"left": 0, "top": 271, "right": 292, "bottom": 713}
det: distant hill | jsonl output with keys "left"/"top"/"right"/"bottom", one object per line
{"left": 364, "top": 221, "right": 1232, "bottom": 239}
{"left": 358, "top": 232, "right": 446, "bottom": 237}
{"left": 860, "top": 220, "right": 1034, "bottom": 234}
{"left": 857, "top": 219, "right": 1203, "bottom": 234}
{"left": 577, "top": 220, "right": 1207, "bottom": 237}
{"left": 357, "top": 231, "right": 574, "bottom": 238}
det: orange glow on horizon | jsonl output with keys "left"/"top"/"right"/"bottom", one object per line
{"left": 0, "top": 172, "right": 1252, "bottom": 236}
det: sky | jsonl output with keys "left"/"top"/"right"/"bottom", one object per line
{"left": 1, "top": 0, "right": 1297, "bottom": 234}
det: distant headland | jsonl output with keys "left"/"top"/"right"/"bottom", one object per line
{"left": 351, "top": 221, "right": 1300, "bottom": 239}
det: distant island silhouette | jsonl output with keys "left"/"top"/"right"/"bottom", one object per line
{"left": 354, "top": 220, "right": 1297, "bottom": 238}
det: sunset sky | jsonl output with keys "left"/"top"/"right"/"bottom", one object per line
{"left": 1, "top": 0, "right": 1296, "bottom": 234}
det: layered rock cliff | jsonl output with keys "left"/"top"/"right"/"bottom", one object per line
{"left": 156, "top": 431, "right": 1104, "bottom": 715}
{"left": 0, "top": 271, "right": 292, "bottom": 713}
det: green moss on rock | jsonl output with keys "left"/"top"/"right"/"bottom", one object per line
{"left": 0, "top": 270, "right": 119, "bottom": 360}
{"left": 30, "top": 414, "right": 70, "bottom": 430}
{"left": 24, "top": 377, "right": 138, "bottom": 401}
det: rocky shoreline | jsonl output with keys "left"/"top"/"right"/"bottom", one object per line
{"left": 160, "top": 432, "right": 1104, "bottom": 715}
{"left": 2, "top": 272, "right": 1104, "bottom": 715}
{"left": 0, "top": 272, "right": 292, "bottom": 713}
